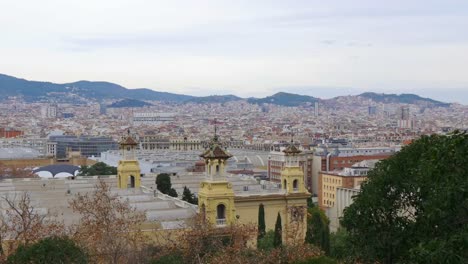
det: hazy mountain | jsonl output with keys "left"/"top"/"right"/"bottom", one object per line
{"left": 0, "top": 73, "right": 193, "bottom": 102}
{"left": 248, "top": 92, "right": 319, "bottom": 106}
{"left": 186, "top": 95, "right": 243, "bottom": 104}
{"left": 108, "top": 99, "right": 153, "bottom": 108}
{"left": 0, "top": 73, "right": 451, "bottom": 107}
{"left": 358, "top": 92, "right": 449, "bottom": 107}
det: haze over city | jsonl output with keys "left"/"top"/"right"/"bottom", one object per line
{"left": 1, "top": 0, "right": 468, "bottom": 103}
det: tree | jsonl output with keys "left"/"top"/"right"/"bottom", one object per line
{"left": 7, "top": 236, "right": 87, "bottom": 264}
{"left": 78, "top": 162, "right": 117, "bottom": 176}
{"left": 156, "top": 174, "right": 178, "bottom": 197}
{"left": 341, "top": 132, "right": 468, "bottom": 264}
{"left": 257, "top": 204, "right": 266, "bottom": 240}
{"left": 305, "top": 207, "right": 330, "bottom": 254}
{"left": 0, "top": 192, "right": 64, "bottom": 257}
{"left": 257, "top": 230, "right": 275, "bottom": 251}
{"left": 70, "top": 180, "right": 148, "bottom": 264}
{"left": 329, "top": 228, "right": 354, "bottom": 262}
{"left": 273, "top": 212, "right": 282, "bottom": 248}
{"left": 182, "top": 186, "right": 197, "bottom": 204}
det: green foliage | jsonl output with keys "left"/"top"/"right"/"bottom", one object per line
{"left": 294, "top": 256, "right": 338, "bottom": 264}
{"left": 156, "top": 173, "right": 173, "bottom": 194}
{"left": 7, "top": 236, "right": 88, "bottom": 264}
{"left": 108, "top": 98, "right": 153, "bottom": 108}
{"left": 182, "top": 186, "right": 197, "bottom": 204}
{"left": 329, "top": 229, "right": 354, "bottom": 262}
{"left": 341, "top": 132, "right": 468, "bottom": 264}
{"left": 167, "top": 188, "right": 178, "bottom": 197}
{"left": 307, "top": 196, "right": 315, "bottom": 208}
{"left": 257, "top": 230, "right": 275, "bottom": 251}
{"left": 273, "top": 212, "right": 282, "bottom": 248}
{"left": 305, "top": 207, "right": 330, "bottom": 254}
{"left": 257, "top": 204, "right": 266, "bottom": 240}
{"left": 78, "top": 162, "right": 117, "bottom": 176}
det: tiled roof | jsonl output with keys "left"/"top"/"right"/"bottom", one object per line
{"left": 120, "top": 136, "right": 138, "bottom": 145}
{"left": 200, "top": 136, "right": 232, "bottom": 159}
{"left": 283, "top": 143, "right": 301, "bottom": 154}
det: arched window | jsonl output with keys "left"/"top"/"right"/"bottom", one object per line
{"left": 283, "top": 179, "right": 287, "bottom": 189}
{"left": 293, "top": 179, "right": 298, "bottom": 191}
{"left": 216, "top": 204, "right": 226, "bottom": 226}
{"left": 217, "top": 204, "right": 226, "bottom": 219}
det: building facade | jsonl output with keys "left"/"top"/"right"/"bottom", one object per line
{"left": 199, "top": 136, "right": 310, "bottom": 245}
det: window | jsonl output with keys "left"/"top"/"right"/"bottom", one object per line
{"left": 216, "top": 204, "right": 226, "bottom": 226}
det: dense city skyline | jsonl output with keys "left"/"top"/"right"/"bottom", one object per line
{"left": 1, "top": 0, "right": 468, "bottom": 103}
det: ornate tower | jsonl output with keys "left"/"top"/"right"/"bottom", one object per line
{"left": 281, "top": 139, "right": 306, "bottom": 194}
{"left": 197, "top": 132, "right": 236, "bottom": 227}
{"left": 117, "top": 133, "right": 141, "bottom": 189}
{"left": 280, "top": 138, "right": 309, "bottom": 245}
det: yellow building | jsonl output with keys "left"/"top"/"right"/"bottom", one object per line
{"left": 117, "top": 134, "right": 141, "bottom": 189}
{"left": 198, "top": 135, "right": 310, "bottom": 245}
{"left": 319, "top": 171, "right": 366, "bottom": 208}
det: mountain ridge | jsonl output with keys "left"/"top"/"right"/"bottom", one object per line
{"left": 0, "top": 73, "right": 451, "bottom": 107}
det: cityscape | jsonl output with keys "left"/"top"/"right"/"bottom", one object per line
{"left": 0, "top": 1, "right": 467, "bottom": 264}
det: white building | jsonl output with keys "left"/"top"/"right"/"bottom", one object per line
{"left": 41, "top": 104, "right": 58, "bottom": 118}
{"left": 133, "top": 112, "right": 175, "bottom": 125}
{"left": 328, "top": 186, "right": 361, "bottom": 232}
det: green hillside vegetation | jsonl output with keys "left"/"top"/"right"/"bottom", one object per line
{"left": 0, "top": 73, "right": 194, "bottom": 102}
{"left": 108, "top": 98, "right": 153, "bottom": 108}
{"left": 359, "top": 92, "right": 449, "bottom": 107}
{"left": 248, "top": 92, "right": 319, "bottom": 106}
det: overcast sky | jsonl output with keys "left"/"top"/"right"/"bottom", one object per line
{"left": 1, "top": 0, "right": 468, "bottom": 103}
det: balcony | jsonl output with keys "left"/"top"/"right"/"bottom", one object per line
{"left": 216, "top": 218, "right": 226, "bottom": 227}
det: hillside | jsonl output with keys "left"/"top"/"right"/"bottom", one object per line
{"left": 0, "top": 74, "right": 194, "bottom": 102}
{"left": 358, "top": 92, "right": 449, "bottom": 107}
{"left": 186, "top": 95, "right": 243, "bottom": 104}
{"left": 248, "top": 92, "right": 319, "bottom": 106}
{"left": 108, "top": 99, "right": 153, "bottom": 108}
{"left": 0, "top": 73, "right": 452, "bottom": 108}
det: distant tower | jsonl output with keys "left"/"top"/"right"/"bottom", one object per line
{"left": 368, "top": 106, "right": 377, "bottom": 115}
{"left": 397, "top": 106, "right": 413, "bottom": 129}
{"left": 117, "top": 132, "right": 141, "bottom": 189}
{"left": 400, "top": 106, "right": 410, "bottom": 120}
{"left": 99, "top": 103, "right": 107, "bottom": 115}
{"left": 42, "top": 103, "right": 58, "bottom": 118}
{"left": 198, "top": 127, "right": 236, "bottom": 227}
{"left": 281, "top": 139, "right": 307, "bottom": 194}
{"left": 314, "top": 102, "right": 319, "bottom": 117}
